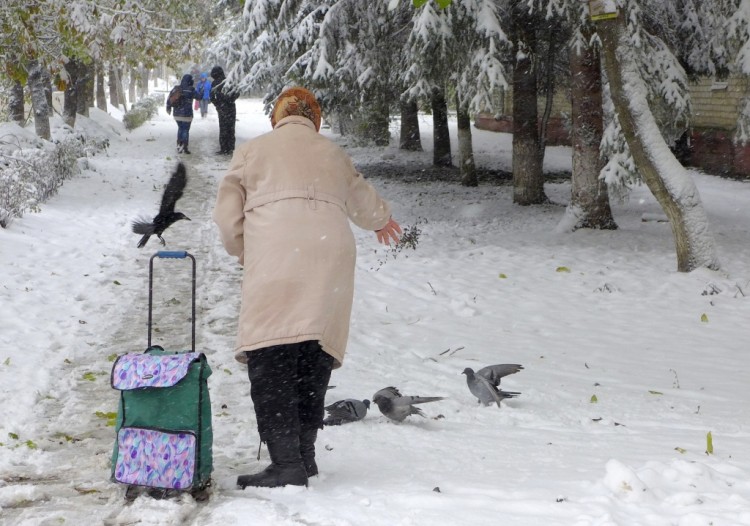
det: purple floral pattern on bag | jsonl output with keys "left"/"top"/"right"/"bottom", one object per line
{"left": 114, "top": 428, "right": 196, "bottom": 489}
{"left": 112, "top": 352, "right": 201, "bottom": 390}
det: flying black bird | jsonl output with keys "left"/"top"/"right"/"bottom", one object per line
{"left": 462, "top": 364, "right": 523, "bottom": 407}
{"left": 132, "top": 163, "right": 190, "bottom": 248}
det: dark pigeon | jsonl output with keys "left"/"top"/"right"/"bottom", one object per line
{"left": 462, "top": 364, "right": 523, "bottom": 407}
{"left": 323, "top": 399, "right": 370, "bottom": 426}
{"left": 372, "top": 386, "right": 444, "bottom": 422}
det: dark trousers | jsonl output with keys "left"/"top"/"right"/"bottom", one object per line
{"left": 246, "top": 341, "right": 333, "bottom": 442}
{"left": 217, "top": 105, "right": 236, "bottom": 153}
{"left": 176, "top": 120, "right": 191, "bottom": 145}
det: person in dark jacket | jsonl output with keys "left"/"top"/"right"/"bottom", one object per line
{"left": 209, "top": 66, "right": 239, "bottom": 155}
{"left": 166, "top": 74, "right": 200, "bottom": 154}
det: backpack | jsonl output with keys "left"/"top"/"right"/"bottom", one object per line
{"left": 168, "top": 85, "right": 182, "bottom": 106}
{"left": 110, "top": 347, "right": 213, "bottom": 498}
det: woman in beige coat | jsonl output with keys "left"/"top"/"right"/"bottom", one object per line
{"left": 213, "top": 87, "right": 401, "bottom": 489}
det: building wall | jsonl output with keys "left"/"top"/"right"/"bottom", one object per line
{"left": 474, "top": 77, "right": 750, "bottom": 178}
{"left": 690, "top": 76, "right": 748, "bottom": 130}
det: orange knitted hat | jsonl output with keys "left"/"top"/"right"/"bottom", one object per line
{"left": 271, "top": 87, "right": 322, "bottom": 131}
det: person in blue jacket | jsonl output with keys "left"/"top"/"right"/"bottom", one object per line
{"left": 196, "top": 72, "right": 212, "bottom": 118}
{"left": 166, "top": 74, "right": 200, "bottom": 154}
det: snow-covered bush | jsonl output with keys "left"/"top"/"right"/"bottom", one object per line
{"left": 122, "top": 94, "right": 163, "bottom": 131}
{"left": 0, "top": 133, "right": 107, "bottom": 228}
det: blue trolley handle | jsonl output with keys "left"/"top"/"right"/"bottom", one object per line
{"left": 148, "top": 251, "right": 196, "bottom": 352}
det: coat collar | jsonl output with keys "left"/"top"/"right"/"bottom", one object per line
{"left": 274, "top": 115, "right": 317, "bottom": 132}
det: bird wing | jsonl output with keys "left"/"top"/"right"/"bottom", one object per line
{"left": 477, "top": 364, "right": 524, "bottom": 386}
{"left": 159, "top": 162, "right": 187, "bottom": 215}
{"left": 474, "top": 374, "right": 504, "bottom": 407}
{"left": 325, "top": 400, "right": 364, "bottom": 421}
{"left": 373, "top": 386, "right": 401, "bottom": 400}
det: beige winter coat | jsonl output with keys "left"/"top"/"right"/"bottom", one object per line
{"left": 212, "top": 115, "right": 392, "bottom": 367}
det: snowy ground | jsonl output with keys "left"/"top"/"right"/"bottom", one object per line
{"left": 1, "top": 97, "right": 750, "bottom": 526}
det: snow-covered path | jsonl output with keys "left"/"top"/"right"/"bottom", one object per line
{"left": 2, "top": 100, "right": 750, "bottom": 525}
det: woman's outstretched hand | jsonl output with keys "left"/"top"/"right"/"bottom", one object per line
{"left": 375, "top": 218, "right": 402, "bottom": 246}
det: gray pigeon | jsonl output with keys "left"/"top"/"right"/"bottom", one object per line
{"left": 323, "top": 399, "right": 370, "bottom": 426}
{"left": 372, "top": 386, "right": 445, "bottom": 422}
{"left": 462, "top": 364, "right": 523, "bottom": 407}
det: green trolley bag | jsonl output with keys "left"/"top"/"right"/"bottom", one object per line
{"left": 110, "top": 251, "right": 213, "bottom": 498}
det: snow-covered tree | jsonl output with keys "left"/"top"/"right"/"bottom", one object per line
{"left": 303, "top": 1, "right": 414, "bottom": 145}
{"left": 727, "top": 0, "right": 750, "bottom": 144}
{"left": 205, "top": 0, "right": 327, "bottom": 111}
{"left": 596, "top": 1, "right": 720, "bottom": 271}
{"left": 560, "top": 19, "right": 617, "bottom": 232}
{"left": 405, "top": 0, "right": 510, "bottom": 183}
{"left": 1, "top": 0, "right": 215, "bottom": 134}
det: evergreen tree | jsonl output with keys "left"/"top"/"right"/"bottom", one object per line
{"left": 405, "top": 0, "right": 510, "bottom": 179}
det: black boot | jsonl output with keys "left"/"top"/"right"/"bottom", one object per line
{"left": 237, "top": 436, "right": 308, "bottom": 489}
{"left": 299, "top": 428, "right": 319, "bottom": 477}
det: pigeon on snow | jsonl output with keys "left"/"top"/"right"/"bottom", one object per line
{"left": 323, "top": 399, "right": 370, "bottom": 426}
{"left": 462, "top": 364, "right": 523, "bottom": 407}
{"left": 372, "top": 386, "right": 444, "bottom": 422}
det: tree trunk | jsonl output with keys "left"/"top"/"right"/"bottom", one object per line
{"left": 96, "top": 63, "right": 107, "bottom": 111}
{"left": 128, "top": 67, "right": 137, "bottom": 103}
{"left": 77, "top": 61, "right": 93, "bottom": 117}
{"left": 511, "top": 2, "right": 546, "bottom": 205}
{"left": 140, "top": 65, "right": 150, "bottom": 97}
{"left": 352, "top": 90, "right": 390, "bottom": 146}
{"left": 597, "top": 15, "right": 719, "bottom": 271}
{"left": 64, "top": 58, "right": 83, "bottom": 127}
{"left": 431, "top": 87, "right": 452, "bottom": 167}
{"left": 456, "top": 92, "right": 476, "bottom": 187}
{"left": 399, "top": 98, "right": 422, "bottom": 151}
{"left": 538, "top": 28, "right": 557, "bottom": 157}
{"left": 43, "top": 68, "right": 53, "bottom": 115}
{"left": 564, "top": 39, "right": 617, "bottom": 231}
{"left": 27, "top": 60, "right": 51, "bottom": 140}
{"left": 116, "top": 67, "right": 128, "bottom": 111}
{"left": 9, "top": 80, "right": 25, "bottom": 124}
{"left": 108, "top": 64, "right": 119, "bottom": 108}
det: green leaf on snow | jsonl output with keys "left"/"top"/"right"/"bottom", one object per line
{"left": 95, "top": 411, "right": 118, "bottom": 427}
{"left": 706, "top": 431, "right": 713, "bottom": 455}
{"left": 590, "top": 394, "right": 598, "bottom": 403}
{"left": 556, "top": 266, "right": 571, "bottom": 273}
